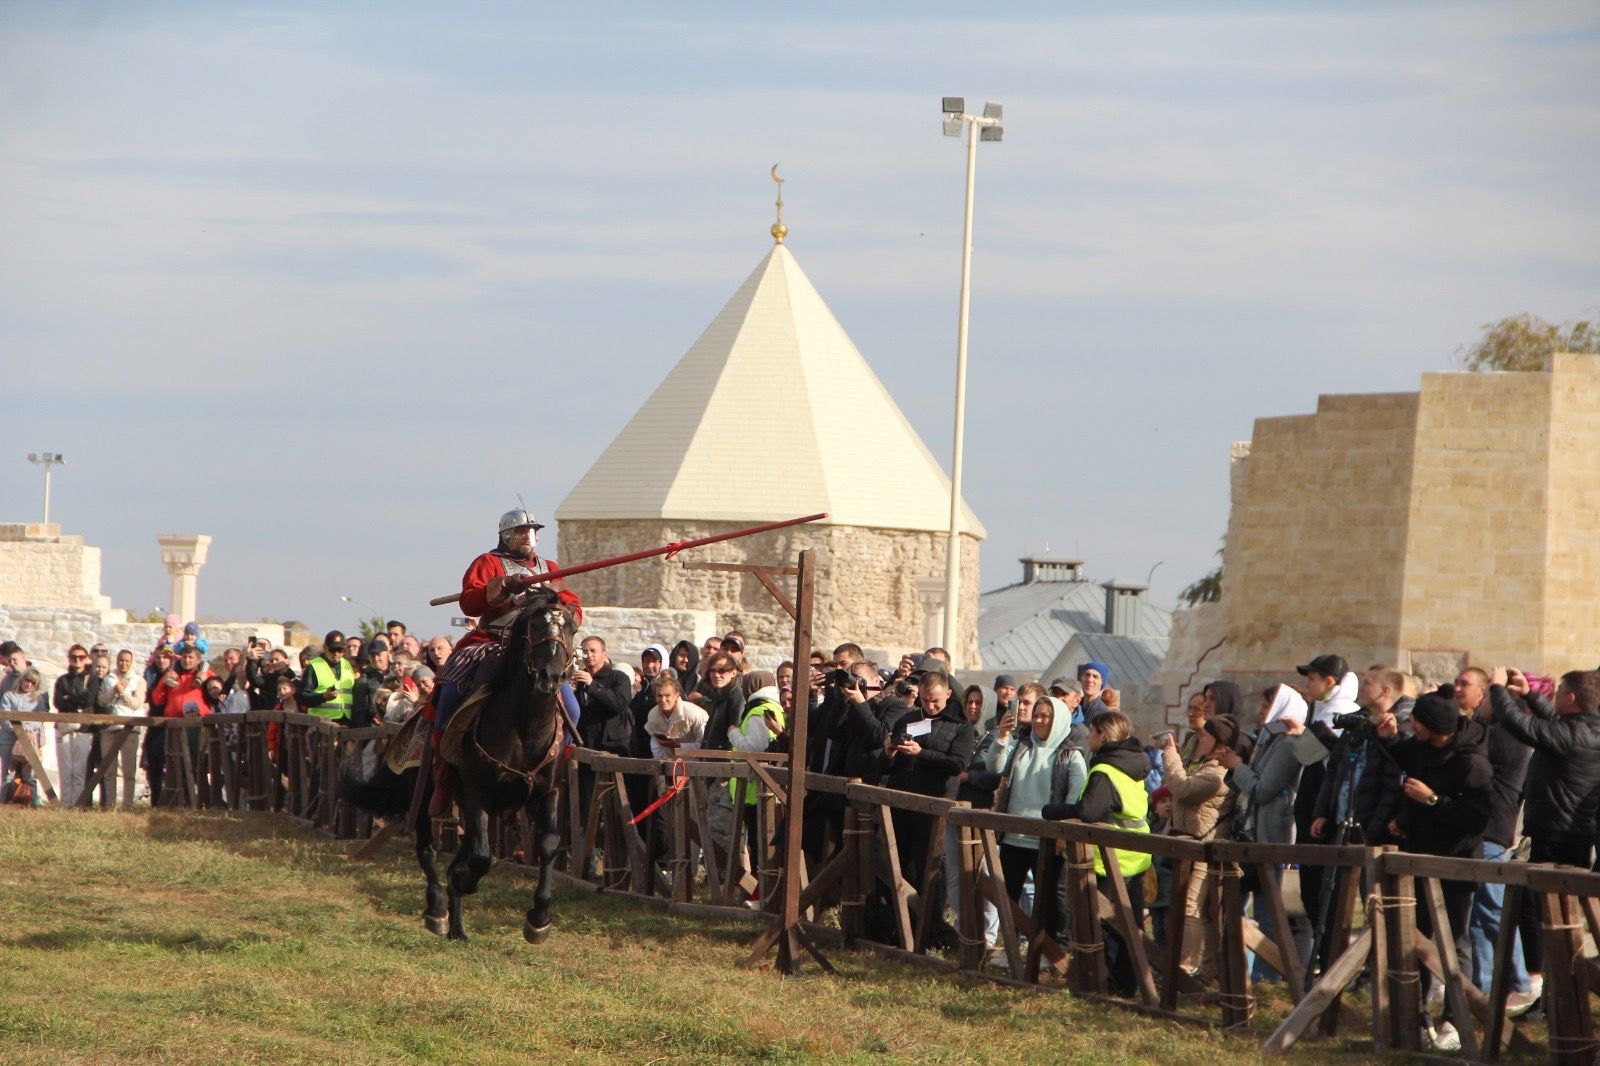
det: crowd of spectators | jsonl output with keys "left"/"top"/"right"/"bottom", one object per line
{"left": 6, "top": 613, "right": 1600, "bottom": 1049}
{"left": 0, "top": 615, "right": 447, "bottom": 809}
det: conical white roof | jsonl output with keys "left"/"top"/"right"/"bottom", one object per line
{"left": 556, "top": 244, "right": 985, "bottom": 537}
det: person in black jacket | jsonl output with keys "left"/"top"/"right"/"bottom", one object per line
{"left": 573, "top": 635, "right": 632, "bottom": 754}
{"left": 349, "top": 638, "right": 396, "bottom": 728}
{"left": 53, "top": 643, "right": 99, "bottom": 806}
{"left": 1454, "top": 666, "right": 1533, "bottom": 999}
{"left": 572, "top": 635, "right": 634, "bottom": 864}
{"left": 1489, "top": 668, "right": 1600, "bottom": 1008}
{"left": 882, "top": 669, "right": 975, "bottom": 890}
{"left": 669, "top": 640, "right": 700, "bottom": 703}
{"left": 1376, "top": 692, "right": 1493, "bottom": 1040}
{"left": 1041, "top": 711, "right": 1153, "bottom": 995}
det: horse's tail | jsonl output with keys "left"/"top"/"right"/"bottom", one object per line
{"left": 339, "top": 759, "right": 415, "bottom": 817}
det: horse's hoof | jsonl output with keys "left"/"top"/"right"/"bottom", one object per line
{"left": 447, "top": 929, "right": 468, "bottom": 942}
{"left": 424, "top": 915, "right": 449, "bottom": 936}
{"left": 523, "top": 920, "right": 552, "bottom": 945}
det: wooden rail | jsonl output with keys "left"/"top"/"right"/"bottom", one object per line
{"left": 5, "top": 712, "right": 1596, "bottom": 1063}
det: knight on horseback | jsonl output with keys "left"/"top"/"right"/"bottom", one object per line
{"left": 431, "top": 508, "right": 582, "bottom": 735}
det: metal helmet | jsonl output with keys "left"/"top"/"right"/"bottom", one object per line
{"left": 498, "top": 508, "right": 543, "bottom": 536}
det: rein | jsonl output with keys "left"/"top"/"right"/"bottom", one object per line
{"left": 469, "top": 603, "right": 573, "bottom": 790}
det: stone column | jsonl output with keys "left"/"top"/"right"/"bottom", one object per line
{"left": 913, "top": 576, "right": 946, "bottom": 653}
{"left": 157, "top": 534, "right": 212, "bottom": 624}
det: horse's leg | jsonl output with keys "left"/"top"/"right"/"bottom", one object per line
{"left": 524, "top": 783, "right": 560, "bottom": 944}
{"left": 447, "top": 794, "right": 491, "bottom": 941}
{"left": 414, "top": 769, "right": 447, "bottom": 936}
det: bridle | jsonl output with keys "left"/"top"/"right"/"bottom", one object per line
{"left": 516, "top": 602, "right": 575, "bottom": 683}
{"left": 468, "top": 601, "right": 573, "bottom": 790}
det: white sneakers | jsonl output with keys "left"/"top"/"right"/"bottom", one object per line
{"left": 1425, "top": 1022, "right": 1461, "bottom": 1052}
{"left": 1506, "top": 974, "right": 1543, "bottom": 1018}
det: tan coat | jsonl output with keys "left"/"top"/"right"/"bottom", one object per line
{"left": 1160, "top": 748, "right": 1235, "bottom": 840}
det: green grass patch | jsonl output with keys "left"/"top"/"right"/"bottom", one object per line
{"left": 0, "top": 808, "right": 1377, "bottom": 1063}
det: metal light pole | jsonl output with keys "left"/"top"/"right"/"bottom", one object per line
{"left": 26, "top": 452, "right": 66, "bottom": 525}
{"left": 939, "top": 99, "right": 1003, "bottom": 667}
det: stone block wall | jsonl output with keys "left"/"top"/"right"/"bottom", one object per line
{"left": 557, "top": 520, "right": 983, "bottom": 667}
{"left": 1220, "top": 353, "right": 1600, "bottom": 687}
{"left": 1224, "top": 391, "right": 1418, "bottom": 678}
{"left": 0, "top": 606, "right": 285, "bottom": 680}
{"left": 0, "top": 524, "right": 122, "bottom": 619}
{"left": 1541, "top": 354, "right": 1600, "bottom": 670}
{"left": 1398, "top": 368, "right": 1552, "bottom": 665}
{"left": 575, "top": 607, "right": 718, "bottom": 673}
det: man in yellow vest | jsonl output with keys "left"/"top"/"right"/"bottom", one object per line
{"left": 300, "top": 630, "right": 357, "bottom": 724}
{"left": 1041, "top": 710, "right": 1152, "bottom": 997}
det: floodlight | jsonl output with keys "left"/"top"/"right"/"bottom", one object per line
{"left": 942, "top": 96, "right": 964, "bottom": 115}
{"left": 942, "top": 118, "right": 963, "bottom": 137}
{"left": 982, "top": 102, "right": 1003, "bottom": 121}
{"left": 979, "top": 126, "right": 1003, "bottom": 142}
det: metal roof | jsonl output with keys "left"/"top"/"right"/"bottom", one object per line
{"left": 1041, "top": 632, "right": 1171, "bottom": 689}
{"left": 977, "top": 577, "right": 1171, "bottom": 675}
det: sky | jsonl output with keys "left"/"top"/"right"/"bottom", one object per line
{"left": 2, "top": 1, "right": 1597, "bottom": 640}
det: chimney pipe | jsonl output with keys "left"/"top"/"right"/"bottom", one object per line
{"left": 1102, "top": 580, "right": 1147, "bottom": 637}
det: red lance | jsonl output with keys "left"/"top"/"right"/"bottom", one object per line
{"left": 428, "top": 512, "right": 828, "bottom": 606}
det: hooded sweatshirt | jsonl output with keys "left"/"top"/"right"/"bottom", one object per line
{"left": 670, "top": 639, "right": 701, "bottom": 698}
{"left": 985, "top": 696, "right": 1085, "bottom": 848}
{"left": 1311, "top": 672, "right": 1360, "bottom": 731}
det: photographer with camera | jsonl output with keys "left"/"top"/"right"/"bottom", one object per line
{"left": 1375, "top": 691, "right": 1493, "bottom": 1050}
{"left": 1309, "top": 665, "right": 1405, "bottom": 845}
{"left": 882, "top": 666, "right": 975, "bottom": 894}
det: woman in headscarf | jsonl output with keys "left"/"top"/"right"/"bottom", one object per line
{"left": 1218, "top": 683, "right": 1309, "bottom": 981}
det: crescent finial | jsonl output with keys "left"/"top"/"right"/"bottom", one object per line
{"left": 770, "top": 163, "right": 787, "bottom": 245}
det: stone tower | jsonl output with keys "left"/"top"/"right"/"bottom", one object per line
{"left": 1219, "top": 352, "right": 1600, "bottom": 690}
{"left": 556, "top": 241, "right": 986, "bottom": 664}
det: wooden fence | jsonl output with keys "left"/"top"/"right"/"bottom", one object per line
{"left": 5, "top": 710, "right": 1598, "bottom": 1064}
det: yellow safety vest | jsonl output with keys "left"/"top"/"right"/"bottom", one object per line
{"left": 307, "top": 656, "right": 355, "bottom": 721}
{"left": 728, "top": 700, "right": 785, "bottom": 806}
{"left": 1088, "top": 762, "right": 1154, "bottom": 878}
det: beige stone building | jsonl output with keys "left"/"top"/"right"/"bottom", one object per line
{"left": 1212, "top": 352, "right": 1600, "bottom": 695}
{"left": 556, "top": 238, "right": 986, "bottom": 664}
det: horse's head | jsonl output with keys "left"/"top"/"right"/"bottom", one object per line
{"left": 506, "top": 592, "right": 576, "bottom": 692}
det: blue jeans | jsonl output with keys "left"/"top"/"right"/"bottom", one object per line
{"left": 1469, "top": 840, "right": 1529, "bottom": 994}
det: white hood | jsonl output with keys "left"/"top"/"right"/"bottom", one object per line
{"left": 1312, "top": 671, "right": 1359, "bottom": 731}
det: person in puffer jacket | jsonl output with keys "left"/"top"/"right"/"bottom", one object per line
{"left": 1159, "top": 713, "right": 1242, "bottom": 975}
{"left": 985, "top": 695, "right": 1088, "bottom": 905}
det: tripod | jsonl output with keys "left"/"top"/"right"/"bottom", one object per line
{"left": 1309, "top": 726, "right": 1404, "bottom": 976}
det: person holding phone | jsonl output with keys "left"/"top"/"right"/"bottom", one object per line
{"left": 646, "top": 675, "right": 706, "bottom": 758}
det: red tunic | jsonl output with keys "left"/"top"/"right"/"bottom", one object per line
{"left": 455, "top": 550, "right": 582, "bottom": 651}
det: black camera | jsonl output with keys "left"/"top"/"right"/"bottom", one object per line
{"left": 1330, "top": 710, "right": 1370, "bottom": 734}
{"left": 826, "top": 667, "right": 857, "bottom": 690}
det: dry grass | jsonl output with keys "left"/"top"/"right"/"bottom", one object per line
{"left": 0, "top": 808, "right": 1378, "bottom": 1064}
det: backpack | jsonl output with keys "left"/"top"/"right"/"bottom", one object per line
{"left": 2, "top": 772, "right": 35, "bottom": 806}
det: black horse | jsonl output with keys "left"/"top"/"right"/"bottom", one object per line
{"left": 343, "top": 595, "right": 575, "bottom": 942}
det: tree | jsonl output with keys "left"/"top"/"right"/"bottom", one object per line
{"left": 356, "top": 616, "right": 387, "bottom": 642}
{"left": 1457, "top": 312, "right": 1600, "bottom": 373}
{"left": 1179, "top": 539, "right": 1224, "bottom": 608}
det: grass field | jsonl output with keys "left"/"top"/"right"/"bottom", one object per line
{"left": 0, "top": 808, "right": 1378, "bottom": 1064}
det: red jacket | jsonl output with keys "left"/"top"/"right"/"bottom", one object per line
{"left": 457, "top": 550, "right": 582, "bottom": 650}
{"left": 150, "top": 667, "right": 215, "bottom": 718}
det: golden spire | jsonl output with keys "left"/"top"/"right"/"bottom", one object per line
{"left": 770, "top": 163, "right": 787, "bottom": 245}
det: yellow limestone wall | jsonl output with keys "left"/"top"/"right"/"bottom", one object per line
{"left": 1222, "top": 353, "right": 1600, "bottom": 688}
